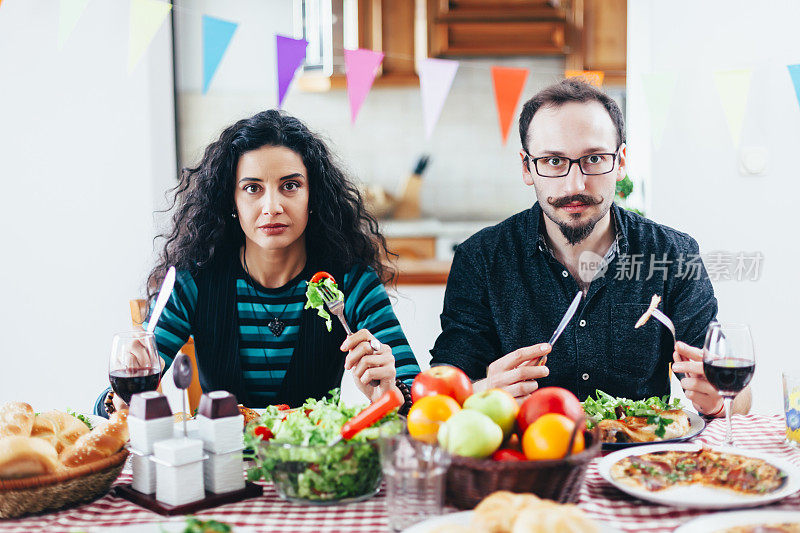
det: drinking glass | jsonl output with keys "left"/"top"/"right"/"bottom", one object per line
{"left": 108, "top": 331, "right": 161, "bottom": 404}
{"left": 379, "top": 426, "right": 451, "bottom": 532}
{"left": 702, "top": 322, "right": 755, "bottom": 446}
{"left": 782, "top": 372, "right": 800, "bottom": 448}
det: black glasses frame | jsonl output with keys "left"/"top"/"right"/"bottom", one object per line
{"left": 524, "top": 147, "right": 621, "bottom": 178}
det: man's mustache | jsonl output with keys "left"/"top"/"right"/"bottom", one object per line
{"left": 549, "top": 194, "right": 602, "bottom": 208}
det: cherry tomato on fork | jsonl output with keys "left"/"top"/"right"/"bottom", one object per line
{"left": 310, "top": 271, "right": 336, "bottom": 284}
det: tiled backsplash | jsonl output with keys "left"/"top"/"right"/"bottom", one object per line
{"left": 178, "top": 57, "right": 624, "bottom": 220}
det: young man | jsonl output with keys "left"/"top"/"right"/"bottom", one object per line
{"left": 430, "top": 79, "right": 750, "bottom": 416}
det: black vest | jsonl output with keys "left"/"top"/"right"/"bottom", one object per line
{"left": 192, "top": 250, "right": 349, "bottom": 408}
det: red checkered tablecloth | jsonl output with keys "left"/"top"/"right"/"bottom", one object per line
{"left": 0, "top": 415, "right": 796, "bottom": 532}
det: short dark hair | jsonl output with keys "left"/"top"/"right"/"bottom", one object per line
{"left": 518, "top": 78, "right": 626, "bottom": 153}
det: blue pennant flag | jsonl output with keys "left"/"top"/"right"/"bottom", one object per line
{"left": 202, "top": 15, "right": 238, "bottom": 94}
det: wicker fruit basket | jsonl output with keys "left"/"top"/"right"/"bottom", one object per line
{"left": 445, "top": 427, "right": 601, "bottom": 509}
{"left": 0, "top": 449, "right": 129, "bottom": 518}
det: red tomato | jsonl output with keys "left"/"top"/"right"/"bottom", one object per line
{"left": 275, "top": 404, "right": 291, "bottom": 411}
{"left": 411, "top": 366, "right": 473, "bottom": 405}
{"left": 310, "top": 271, "right": 335, "bottom": 284}
{"left": 491, "top": 449, "right": 527, "bottom": 462}
{"left": 254, "top": 426, "right": 274, "bottom": 440}
{"left": 516, "top": 387, "right": 584, "bottom": 436}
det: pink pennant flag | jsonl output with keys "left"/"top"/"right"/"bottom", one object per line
{"left": 344, "top": 48, "right": 384, "bottom": 124}
{"left": 420, "top": 58, "right": 459, "bottom": 139}
{"left": 276, "top": 35, "right": 308, "bottom": 108}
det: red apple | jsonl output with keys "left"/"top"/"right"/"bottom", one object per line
{"left": 411, "top": 365, "right": 473, "bottom": 405}
{"left": 516, "top": 387, "right": 584, "bottom": 436}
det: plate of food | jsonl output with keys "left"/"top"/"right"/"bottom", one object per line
{"left": 674, "top": 510, "right": 800, "bottom": 533}
{"left": 96, "top": 516, "right": 255, "bottom": 532}
{"left": 598, "top": 443, "right": 800, "bottom": 509}
{"left": 582, "top": 390, "right": 705, "bottom": 449}
{"left": 401, "top": 491, "right": 616, "bottom": 532}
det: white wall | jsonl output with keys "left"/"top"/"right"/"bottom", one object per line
{"left": 0, "top": 0, "right": 176, "bottom": 411}
{"left": 627, "top": 0, "right": 800, "bottom": 414}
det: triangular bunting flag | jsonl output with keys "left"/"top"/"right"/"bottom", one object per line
{"left": 276, "top": 35, "right": 308, "bottom": 108}
{"left": 344, "top": 48, "right": 384, "bottom": 124}
{"left": 641, "top": 72, "right": 678, "bottom": 148}
{"left": 202, "top": 15, "right": 238, "bottom": 94}
{"left": 788, "top": 65, "right": 800, "bottom": 110}
{"left": 127, "top": 0, "right": 172, "bottom": 74}
{"left": 491, "top": 66, "right": 528, "bottom": 145}
{"left": 712, "top": 69, "right": 752, "bottom": 147}
{"left": 420, "top": 58, "right": 459, "bottom": 139}
{"left": 58, "top": 0, "right": 91, "bottom": 50}
{"left": 565, "top": 70, "right": 604, "bottom": 87}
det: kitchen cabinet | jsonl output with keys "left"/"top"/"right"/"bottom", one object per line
{"left": 427, "top": 0, "right": 570, "bottom": 56}
{"left": 566, "top": 0, "right": 627, "bottom": 85}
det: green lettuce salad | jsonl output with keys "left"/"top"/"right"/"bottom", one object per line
{"left": 245, "top": 389, "right": 398, "bottom": 502}
{"left": 304, "top": 276, "right": 343, "bottom": 332}
{"left": 582, "top": 389, "right": 682, "bottom": 438}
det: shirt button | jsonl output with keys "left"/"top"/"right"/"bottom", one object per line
{"left": 579, "top": 319, "right": 587, "bottom": 327}
{"left": 562, "top": 270, "right": 569, "bottom": 278}
{"left": 582, "top": 373, "right": 590, "bottom": 381}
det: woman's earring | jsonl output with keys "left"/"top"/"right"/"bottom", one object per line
{"left": 309, "top": 209, "right": 313, "bottom": 214}
{"left": 231, "top": 212, "right": 237, "bottom": 218}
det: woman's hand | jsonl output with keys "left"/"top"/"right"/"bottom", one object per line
{"left": 341, "top": 329, "right": 397, "bottom": 402}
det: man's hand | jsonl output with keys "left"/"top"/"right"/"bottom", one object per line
{"left": 673, "top": 341, "right": 751, "bottom": 416}
{"left": 342, "top": 329, "right": 398, "bottom": 402}
{"left": 473, "top": 343, "right": 551, "bottom": 401}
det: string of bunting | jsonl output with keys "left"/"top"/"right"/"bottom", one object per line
{"left": 10, "top": 0, "right": 800, "bottom": 147}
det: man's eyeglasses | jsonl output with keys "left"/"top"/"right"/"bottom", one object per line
{"left": 524, "top": 148, "right": 620, "bottom": 178}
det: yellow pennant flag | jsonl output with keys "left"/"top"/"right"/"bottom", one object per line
{"left": 128, "top": 0, "right": 172, "bottom": 74}
{"left": 565, "top": 70, "right": 604, "bottom": 87}
{"left": 58, "top": 0, "right": 91, "bottom": 50}
{"left": 713, "top": 69, "right": 752, "bottom": 147}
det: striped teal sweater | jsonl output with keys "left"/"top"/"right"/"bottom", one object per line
{"left": 143, "top": 263, "right": 420, "bottom": 406}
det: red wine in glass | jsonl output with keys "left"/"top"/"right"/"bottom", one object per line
{"left": 703, "top": 358, "right": 755, "bottom": 395}
{"left": 109, "top": 368, "right": 161, "bottom": 404}
{"left": 109, "top": 331, "right": 161, "bottom": 405}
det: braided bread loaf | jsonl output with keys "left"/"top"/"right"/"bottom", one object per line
{"left": 60, "top": 410, "right": 129, "bottom": 468}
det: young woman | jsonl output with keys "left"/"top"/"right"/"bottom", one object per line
{"left": 95, "top": 110, "right": 420, "bottom": 415}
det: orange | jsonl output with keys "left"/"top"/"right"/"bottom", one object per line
{"left": 521, "top": 413, "right": 585, "bottom": 460}
{"left": 407, "top": 394, "right": 461, "bottom": 444}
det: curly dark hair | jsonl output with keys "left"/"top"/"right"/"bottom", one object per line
{"left": 146, "top": 109, "right": 394, "bottom": 305}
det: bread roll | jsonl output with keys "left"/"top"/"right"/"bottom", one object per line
{"left": 31, "top": 411, "right": 90, "bottom": 454}
{"left": 473, "top": 491, "right": 544, "bottom": 533}
{"left": 60, "top": 410, "right": 129, "bottom": 468}
{"left": 0, "top": 402, "right": 34, "bottom": 438}
{"left": 0, "top": 436, "right": 60, "bottom": 479}
{"left": 511, "top": 504, "right": 599, "bottom": 533}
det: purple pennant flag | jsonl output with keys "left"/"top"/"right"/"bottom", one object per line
{"left": 277, "top": 35, "right": 308, "bottom": 108}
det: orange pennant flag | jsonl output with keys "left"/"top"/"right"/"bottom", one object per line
{"left": 565, "top": 70, "right": 604, "bottom": 87}
{"left": 491, "top": 67, "right": 529, "bottom": 145}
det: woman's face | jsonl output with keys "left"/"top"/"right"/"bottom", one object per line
{"left": 234, "top": 145, "right": 310, "bottom": 253}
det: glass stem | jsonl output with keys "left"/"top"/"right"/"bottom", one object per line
{"left": 723, "top": 396, "right": 734, "bottom": 446}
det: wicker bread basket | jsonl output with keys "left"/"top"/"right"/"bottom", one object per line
{"left": 445, "top": 427, "right": 601, "bottom": 509}
{"left": 0, "top": 449, "right": 129, "bottom": 518}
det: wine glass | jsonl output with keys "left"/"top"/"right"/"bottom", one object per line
{"left": 108, "top": 331, "right": 161, "bottom": 405}
{"left": 702, "top": 322, "right": 755, "bottom": 447}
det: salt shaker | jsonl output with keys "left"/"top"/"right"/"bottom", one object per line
{"left": 152, "top": 437, "right": 206, "bottom": 506}
{"left": 197, "top": 391, "right": 246, "bottom": 493}
{"left": 128, "top": 391, "right": 173, "bottom": 494}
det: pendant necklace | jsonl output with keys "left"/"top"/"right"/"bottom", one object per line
{"left": 242, "top": 252, "right": 291, "bottom": 337}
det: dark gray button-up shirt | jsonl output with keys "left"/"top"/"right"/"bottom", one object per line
{"left": 430, "top": 202, "right": 718, "bottom": 401}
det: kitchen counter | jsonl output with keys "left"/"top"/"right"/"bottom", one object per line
{"left": 392, "top": 258, "right": 451, "bottom": 285}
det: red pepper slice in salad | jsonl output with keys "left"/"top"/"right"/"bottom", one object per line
{"left": 309, "top": 271, "right": 336, "bottom": 284}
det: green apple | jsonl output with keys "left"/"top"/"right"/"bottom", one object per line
{"left": 463, "top": 388, "right": 519, "bottom": 440}
{"left": 437, "top": 410, "right": 503, "bottom": 459}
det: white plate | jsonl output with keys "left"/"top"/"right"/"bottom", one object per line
{"left": 675, "top": 510, "right": 800, "bottom": 532}
{"left": 95, "top": 520, "right": 256, "bottom": 532}
{"left": 601, "top": 411, "right": 706, "bottom": 450}
{"left": 402, "top": 511, "right": 620, "bottom": 532}
{"left": 598, "top": 443, "right": 800, "bottom": 509}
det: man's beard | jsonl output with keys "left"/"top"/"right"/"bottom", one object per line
{"left": 543, "top": 193, "right": 609, "bottom": 245}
